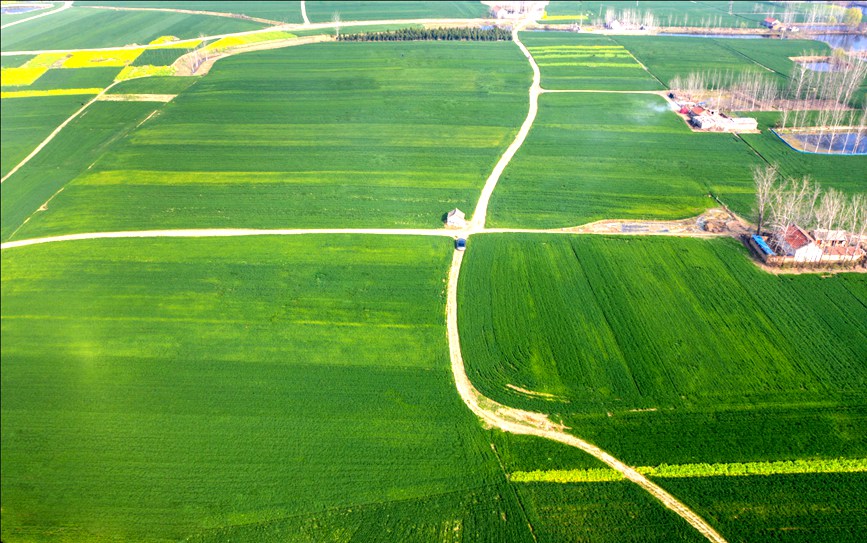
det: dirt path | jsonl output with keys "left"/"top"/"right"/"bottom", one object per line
{"left": 0, "top": 228, "right": 455, "bottom": 250}
{"left": 444, "top": 249, "right": 729, "bottom": 543}
{"left": 0, "top": 1, "right": 71, "bottom": 30}
{"left": 300, "top": 1, "right": 310, "bottom": 25}
{"left": 470, "top": 20, "right": 541, "bottom": 230}
{"left": 0, "top": 79, "right": 121, "bottom": 184}
{"left": 173, "top": 35, "right": 332, "bottom": 76}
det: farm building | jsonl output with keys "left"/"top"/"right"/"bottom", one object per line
{"left": 605, "top": 19, "right": 623, "bottom": 30}
{"left": 774, "top": 224, "right": 824, "bottom": 262}
{"left": 686, "top": 106, "right": 757, "bottom": 132}
{"left": 761, "top": 17, "right": 781, "bottom": 29}
{"left": 811, "top": 229, "right": 848, "bottom": 248}
{"left": 446, "top": 208, "right": 467, "bottom": 228}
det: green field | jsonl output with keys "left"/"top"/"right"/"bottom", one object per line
{"left": 105, "top": 75, "right": 200, "bottom": 94}
{"left": 488, "top": 92, "right": 762, "bottom": 228}
{"left": 458, "top": 234, "right": 867, "bottom": 464}
{"left": 0, "top": 7, "right": 264, "bottom": 52}
{"left": 0, "top": 101, "right": 163, "bottom": 241}
{"left": 657, "top": 473, "right": 867, "bottom": 543}
{"left": 0, "top": 55, "right": 35, "bottom": 68}
{"left": 8, "top": 41, "right": 528, "bottom": 239}
{"left": 0, "top": 235, "right": 538, "bottom": 542}
{"left": 74, "top": 1, "right": 304, "bottom": 23}
{"left": 0, "top": 95, "right": 85, "bottom": 178}
{"left": 522, "top": 31, "right": 664, "bottom": 90}
{"left": 516, "top": 481, "right": 705, "bottom": 542}
{"left": 129, "top": 47, "right": 194, "bottom": 67}
{"left": 306, "top": 1, "right": 489, "bottom": 22}
{"left": 21, "top": 67, "right": 121, "bottom": 90}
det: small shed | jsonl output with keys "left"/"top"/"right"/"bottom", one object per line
{"left": 762, "top": 17, "right": 780, "bottom": 29}
{"left": 446, "top": 208, "right": 467, "bottom": 228}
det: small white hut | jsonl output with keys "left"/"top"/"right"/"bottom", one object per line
{"left": 446, "top": 208, "right": 466, "bottom": 228}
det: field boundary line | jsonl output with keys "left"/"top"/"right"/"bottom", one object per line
{"left": 445, "top": 249, "right": 729, "bottom": 543}
{"left": 542, "top": 89, "right": 668, "bottom": 95}
{"left": 0, "top": 1, "right": 71, "bottom": 30}
{"left": 0, "top": 228, "right": 457, "bottom": 250}
{"left": 607, "top": 36, "right": 668, "bottom": 89}
{"left": 470, "top": 21, "right": 541, "bottom": 230}
{"left": 80, "top": 4, "right": 286, "bottom": 26}
{"left": 300, "top": 1, "right": 310, "bottom": 25}
{"left": 0, "top": 79, "right": 122, "bottom": 185}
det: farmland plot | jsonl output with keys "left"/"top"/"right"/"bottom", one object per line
{"left": 458, "top": 234, "right": 867, "bottom": 464}
{"left": 305, "top": 1, "right": 490, "bottom": 22}
{"left": 657, "top": 473, "right": 867, "bottom": 543}
{"left": 613, "top": 36, "right": 786, "bottom": 86}
{"left": 0, "top": 7, "right": 264, "bottom": 52}
{"left": 0, "top": 95, "right": 85, "bottom": 178}
{"left": 12, "top": 42, "right": 528, "bottom": 238}
{"left": 522, "top": 32, "right": 664, "bottom": 90}
{"left": 74, "top": 1, "right": 305, "bottom": 24}
{"left": 0, "top": 235, "right": 535, "bottom": 542}
{"left": 1, "top": 102, "right": 163, "bottom": 241}
{"left": 488, "top": 92, "right": 761, "bottom": 228}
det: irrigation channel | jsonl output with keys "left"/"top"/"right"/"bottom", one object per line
{"left": 0, "top": 11, "right": 757, "bottom": 542}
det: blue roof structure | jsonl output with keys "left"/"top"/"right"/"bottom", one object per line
{"left": 752, "top": 235, "right": 776, "bottom": 256}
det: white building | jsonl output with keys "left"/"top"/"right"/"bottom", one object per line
{"left": 446, "top": 208, "right": 467, "bottom": 228}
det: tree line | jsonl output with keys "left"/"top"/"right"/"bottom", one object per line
{"left": 337, "top": 27, "right": 512, "bottom": 42}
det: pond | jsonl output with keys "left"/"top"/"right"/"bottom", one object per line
{"left": 789, "top": 131, "right": 867, "bottom": 155}
{"left": 800, "top": 60, "right": 838, "bottom": 72}
{"left": 1, "top": 4, "right": 45, "bottom": 14}
{"left": 813, "top": 33, "right": 866, "bottom": 52}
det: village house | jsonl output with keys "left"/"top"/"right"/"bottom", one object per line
{"left": 761, "top": 17, "right": 780, "bottom": 29}
{"left": 811, "top": 229, "right": 848, "bottom": 248}
{"left": 446, "top": 208, "right": 467, "bottom": 228}
{"left": 775, "top": 224, "right": 824, "bottom": 262}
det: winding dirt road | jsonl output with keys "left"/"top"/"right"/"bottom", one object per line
{"left": 470, "top": 19, "right": 541, "bottom": 231}
{"left": 300, "top": 1, "right": 310, "bottom": 25}
{"left": 445, "top": 250, "right": 729, "bottom": 543}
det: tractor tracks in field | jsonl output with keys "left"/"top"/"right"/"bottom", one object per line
{"left": 444, "top": 249, "right": 730, "bottom": 543}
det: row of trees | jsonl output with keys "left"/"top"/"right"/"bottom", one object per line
{"left": 778, "top": 53, "right": 867, "bottom": 153}
{"left": 753, "top": 163, "right": 866, "bottom": 261}
{"left": 337, "top": 27, "right": 512, "bottom": 42}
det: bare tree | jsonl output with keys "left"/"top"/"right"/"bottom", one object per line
{"left": 332, "top": 12, "right": 341, "bottom": 38}
{"left": 753, "top": 163, "right": 778, "bottom": 234}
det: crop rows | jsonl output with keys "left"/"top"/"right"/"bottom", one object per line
{"left": 488, "top": 92, "right": 761, "bottom": 227}
{"left": 7, "top": 42, "right": 528, "bottom": 239}
{"left": 0, "top": 235, "right": 537, "bottom": 541}
{"left": 522, "top": 31, "right": 663, "bottom": 90}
